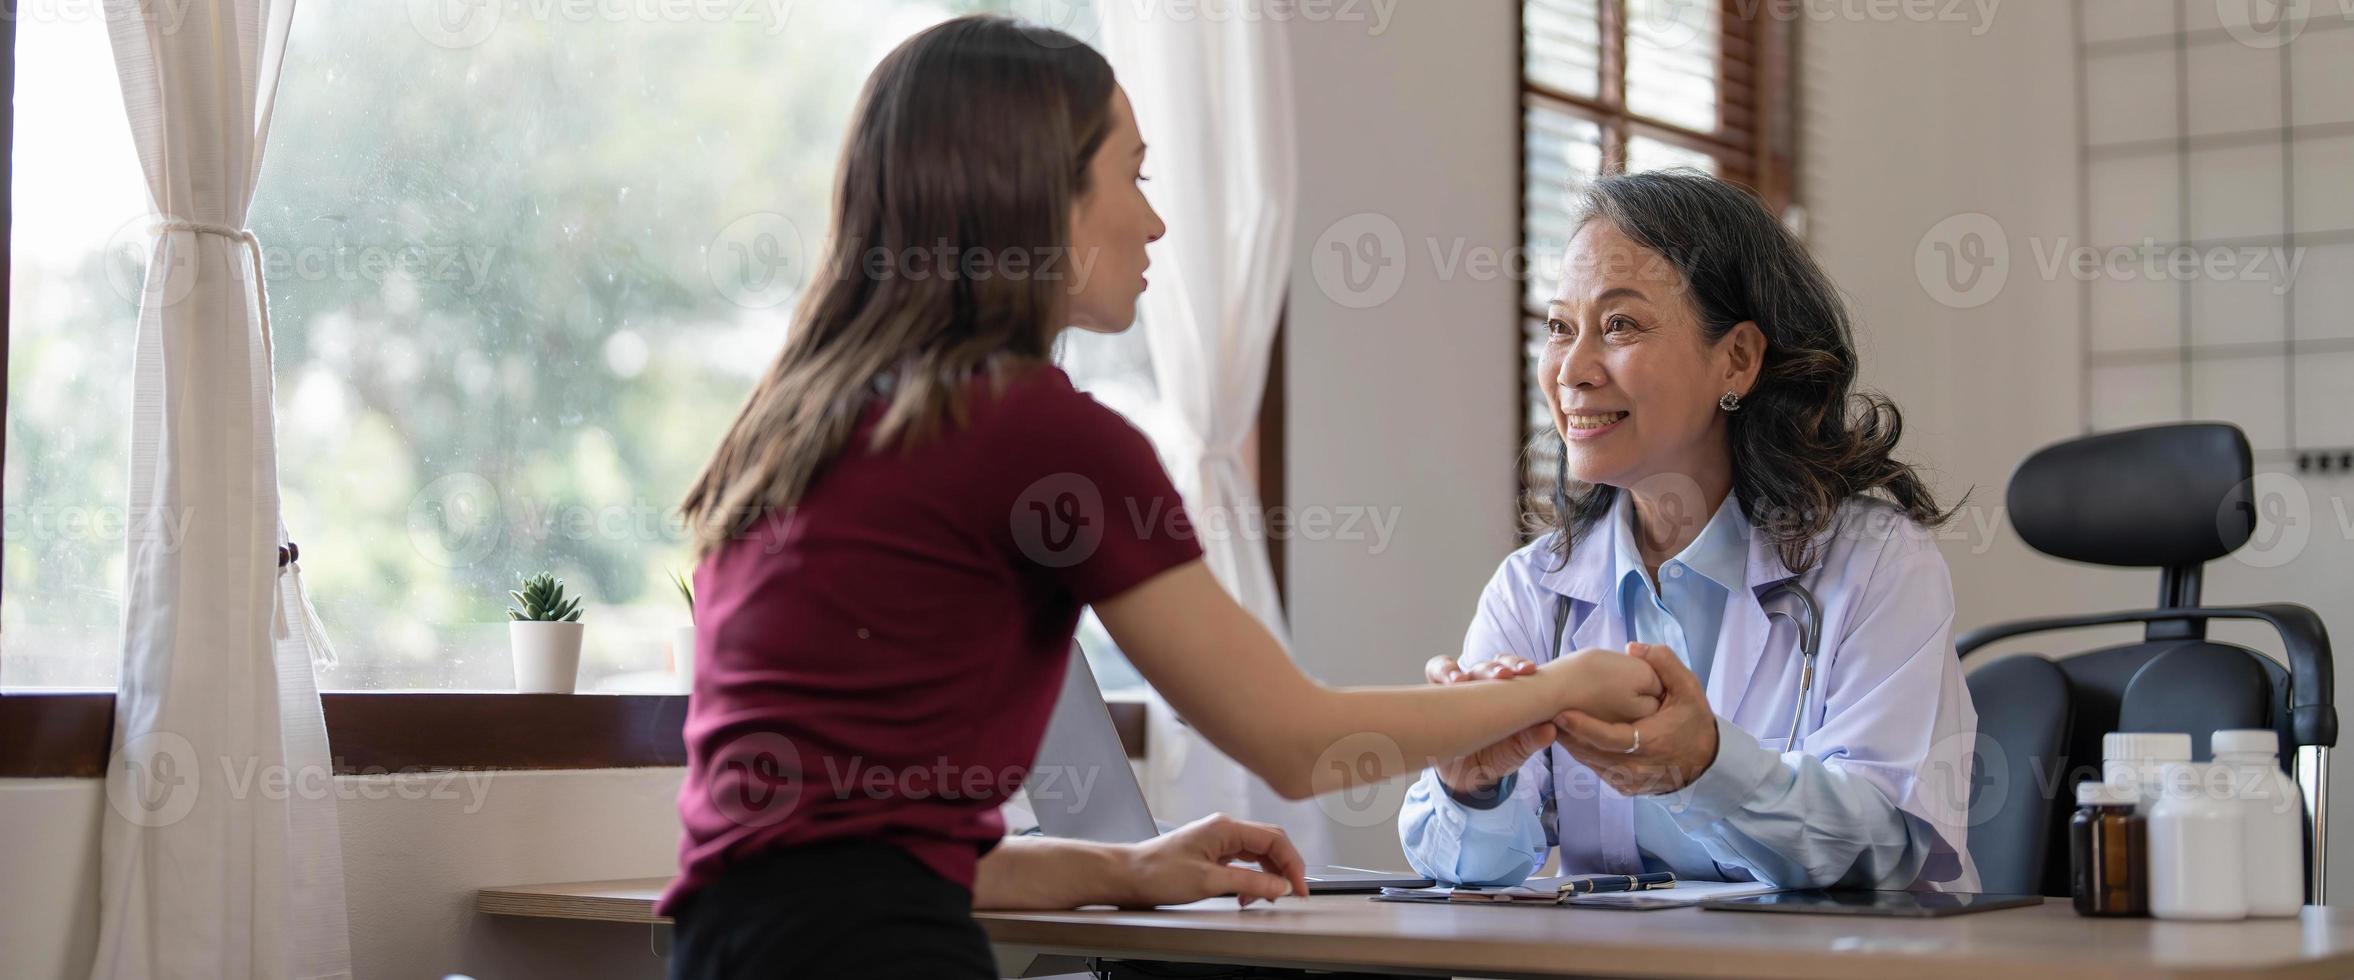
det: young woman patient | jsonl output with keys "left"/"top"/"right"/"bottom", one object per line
{"left": 659, "top": 15, "right": 1663, "bottom": 980}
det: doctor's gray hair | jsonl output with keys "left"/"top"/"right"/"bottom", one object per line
{"left": 1524, "top": 169, "right": 1959, "bottom": 575}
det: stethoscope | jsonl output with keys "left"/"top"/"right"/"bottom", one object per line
{"left": 1552, "top": 579, "right": 1824, "bottom": 747}
{"left": 1762, "top": 581, "right": 1823, "bottom": 745}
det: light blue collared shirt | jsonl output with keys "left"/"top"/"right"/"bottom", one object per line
{"left": 1397, "top": 493, "right": 1963, "bottom": 891}
{"left": 1611, "top": 492, "right": 1748, "bottom": 690}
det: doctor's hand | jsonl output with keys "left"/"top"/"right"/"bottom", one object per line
{"left": 1552, "top": 642, "right": 1720, "bottom": 796}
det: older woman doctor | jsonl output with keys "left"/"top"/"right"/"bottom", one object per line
{"left": 1401, "top": 170, "right": 1980, "bottom": 892}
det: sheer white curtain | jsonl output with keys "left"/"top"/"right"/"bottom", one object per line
{"left": 1095, "top": 10, "right": 1331, "bottom": 859}
{"left": 93, "top": 1, "right": 352, "bottom": 977}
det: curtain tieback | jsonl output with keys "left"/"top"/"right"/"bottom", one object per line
{"left": 159, "top": 219, "right": 335, "bottom": 669}
{"left": 155, "top": 219, "right": 277, "bottom": 358}
{"left": 275, "top": 547, "right": 340, "bottom": 670}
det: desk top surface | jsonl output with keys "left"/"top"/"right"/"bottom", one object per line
{"left": 476, "top": 878, "right": 2354, "bottom": 980}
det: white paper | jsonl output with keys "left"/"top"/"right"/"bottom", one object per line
{"left": 1565, "top": 880, "right": 1783, "bottom": 909}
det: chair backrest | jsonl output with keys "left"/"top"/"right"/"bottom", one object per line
{"left": 1964, "top": 423, "right": 2309, "bottom": 896}
{"left": 2005, "top": 422, "right": 2253, "bottom": 572}
{"left": 1963, "top": 655, "right": 2073, "bottom": 895}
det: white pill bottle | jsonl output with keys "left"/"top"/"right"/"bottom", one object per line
{"left": 2212, "top": 729, "right": 2304, "bottom": 917}
{"left": 2147, "top": 761, "right": 2246, "bottom": 921}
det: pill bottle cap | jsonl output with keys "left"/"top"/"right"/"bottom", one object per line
{"left": 2211, "top": 729, "right": 2280, "bottom": 756}
{"left": 2076, "top": 780, "right": 2137, "bottom": 806}
{"left": 2104, "top": 732, "right": 2192, "bottom": 762}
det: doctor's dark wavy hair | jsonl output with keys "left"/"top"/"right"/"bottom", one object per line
{"left": 1523, "top": 169, "right": 1959, "bottom": 575}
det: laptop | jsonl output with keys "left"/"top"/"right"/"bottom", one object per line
{"left": 1023, "top": 646, "right": 1435, "bottom": 894}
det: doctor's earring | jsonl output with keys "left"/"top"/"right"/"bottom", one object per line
{"left": 1718, "top": 391, "right": 1743, "bottom": 412}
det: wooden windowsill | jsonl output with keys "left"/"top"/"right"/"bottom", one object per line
{"left": 0, "top": 690, "right": 1147, "bottom": 779}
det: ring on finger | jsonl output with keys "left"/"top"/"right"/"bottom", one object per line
{"left": 1623, "top": 730, "right": 1642, "bottom": 755}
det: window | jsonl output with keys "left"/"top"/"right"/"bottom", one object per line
{"left": 4, "top": 0, "right": 1147, "bottom": 691}
{"left": 5, "top": 10, "right": 141, "bottom": 689}
{"left": 1518, "top": 0, "right": 1797, "bottom": 495}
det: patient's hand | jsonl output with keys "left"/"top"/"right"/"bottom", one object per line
{"left": 1117, "top": 813, "right": 1308, "bottom": 909}
{"left": 1420, "top": 650, "right": 1662, "bottom": 796}
{"left": 1549, "top": 646, "right": 1665, "bottom": 724}
{"left": 1552, "top": 642, "right": 1721, "bottom": 795}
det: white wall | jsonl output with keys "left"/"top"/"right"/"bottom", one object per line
{"left": 0, "top": 781, "right": 105, "bottom": 979}
{"left": 1279, "top": 0, "right": 1523, "bottom": 868}
{"left": 1797, "top": 1, "right": 2140, "bottom": 624}
{"left": 0, "top": 769, "right": 684, "bottom": 980}
{"left": 1282, "top": 1, "right": 1523, "bottom": 686}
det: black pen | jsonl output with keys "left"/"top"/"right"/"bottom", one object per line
{"left": 1555, "top": 872, "right": 1677, "bottom": 897}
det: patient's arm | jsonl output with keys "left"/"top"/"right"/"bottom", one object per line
{"left": 1094, "top": 560, "right": 1662, "bottom": 800}
{"left": 972, "top": 813, "right": 1309, "bottom": 910}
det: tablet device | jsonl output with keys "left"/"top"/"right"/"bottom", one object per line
{"left": 1700, "top": 890, "right": 2043, "bottom": 918}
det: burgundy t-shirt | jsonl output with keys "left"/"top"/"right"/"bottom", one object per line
{"left": 661, "top": 366, "right": 1201, "bottom": 915}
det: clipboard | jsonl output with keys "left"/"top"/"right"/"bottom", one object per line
{"left": 1371, "top": 873, "right": 1684, "bottom": 907}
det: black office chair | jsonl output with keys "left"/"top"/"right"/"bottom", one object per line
{"left": 1956, "top": 422, "right": 2336, "bottom": 901}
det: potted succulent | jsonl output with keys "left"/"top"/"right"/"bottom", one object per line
{"left": 507, "top": 572, "right": 585, "bottom": 693}
{"left": 669, "top": 568, "right": 697, "bottom": 694}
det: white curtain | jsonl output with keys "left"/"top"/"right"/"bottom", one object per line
{"left": 1095, "top": 11, "right": 1330, "bottom": 859}
{"left": 93, "top": 1, "right": 352, "bottom": 977}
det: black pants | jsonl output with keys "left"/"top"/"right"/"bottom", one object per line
{"left": 668, "top": 840, "right": 996, "bottom": 980}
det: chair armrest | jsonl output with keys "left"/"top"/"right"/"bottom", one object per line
{"left": 1958, "top": 604, "right": 2335, "bottom": 748}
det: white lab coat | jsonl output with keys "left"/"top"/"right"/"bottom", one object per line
{"left": 1404, "top": 495, "right": 1982, "bottom": 890}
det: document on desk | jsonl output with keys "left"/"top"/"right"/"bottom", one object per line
{"left": 1373, "top": 878, "right": 1782, "bottom": 910}
{"left": 1372, "top": 876, "right": 1574, "bottom": 904}
{"left": 1563, "top": 880, "right": 1782, "bottom": 910}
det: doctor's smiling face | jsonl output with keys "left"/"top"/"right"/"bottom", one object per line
{"left": 1542, "top": 220, "right": 1764, "bottom": 498}
{"left": 1527, "top": 170, "right": 1952, "bottom": 580}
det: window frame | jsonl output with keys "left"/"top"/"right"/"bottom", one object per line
{"left": 1519, "top": 0, "right": 1798, "bottom": 213}
{"left": 2, "top": 0, "right": 13, "bottom": 639}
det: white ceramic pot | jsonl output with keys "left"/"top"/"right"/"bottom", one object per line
{"left": 672, "top": 625, "right": 698, "bottom": 694}
{"left": 509, "top": 620, "right": 585, "bottom": 693}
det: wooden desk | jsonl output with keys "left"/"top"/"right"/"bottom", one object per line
{"left": 477, "top": 878, "right": 2354, "bottom": 979}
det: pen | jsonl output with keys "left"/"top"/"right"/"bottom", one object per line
{"left": 1556, "top": 872, "right": 1677, "bottom": 897}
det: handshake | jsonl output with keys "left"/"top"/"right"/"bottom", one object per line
{"left": 1422, "top": 643, "right": 1717, "bottom": 799}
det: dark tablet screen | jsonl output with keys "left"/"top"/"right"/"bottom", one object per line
{"left": 1701, "top": 890, "right": 2044, "bottom": 918}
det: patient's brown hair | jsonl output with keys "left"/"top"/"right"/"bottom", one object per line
{"left": 682, "top": 16, "right": 1115, "bottom": 556}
